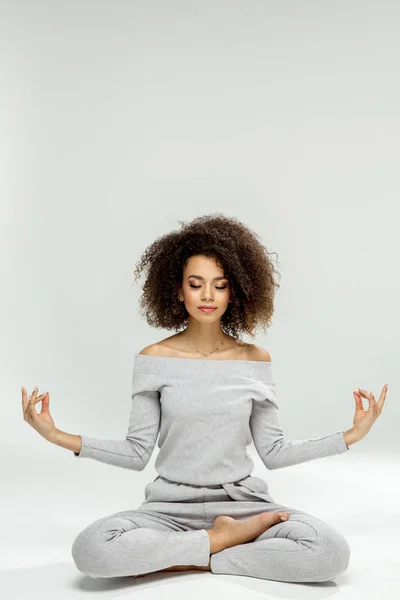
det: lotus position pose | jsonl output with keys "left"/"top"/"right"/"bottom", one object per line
{"left": 22, "top": 213, "right": 387, "bottom": 583}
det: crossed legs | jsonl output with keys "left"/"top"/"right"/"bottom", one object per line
{"left": 71, "top": 505, "right": 350, "bottom": 582}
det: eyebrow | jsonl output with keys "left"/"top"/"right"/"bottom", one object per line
{"left": 187, "top": 275, "right": 227, "bottom": 281}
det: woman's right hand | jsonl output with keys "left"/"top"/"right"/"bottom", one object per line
{"left": 22, "top": 386, "right": 58, "bottom": 443}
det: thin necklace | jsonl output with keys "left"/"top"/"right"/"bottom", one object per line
{"left": 185, "top": 339, "right": 226, "bottom": 358}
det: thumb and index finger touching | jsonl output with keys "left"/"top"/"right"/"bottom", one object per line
{"left": 356, "top": 385, "right": 388, "bottom": 413}
{"left": 21, "top": 386, "right": 50, "bottom": 416}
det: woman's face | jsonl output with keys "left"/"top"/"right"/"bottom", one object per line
{"left": 178, "top": 255, "right": 231, "bottom": 320}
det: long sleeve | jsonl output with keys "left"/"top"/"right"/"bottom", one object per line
{"left": 249, "top": 393, "right": 350, "bottom": 471}
{"left": 74, "top": 371, "right": 161, "bottom": 471}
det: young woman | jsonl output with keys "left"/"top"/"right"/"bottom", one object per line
{"left": 22, "top": 213, "right": 387, "bottom": 582}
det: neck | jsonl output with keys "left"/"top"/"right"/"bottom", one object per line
{"left": 179, "top": 318, "right": 229, "bottom": 352}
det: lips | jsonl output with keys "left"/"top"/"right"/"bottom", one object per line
{"left": 198, "top": 307, "right": 217, "bottom": 311}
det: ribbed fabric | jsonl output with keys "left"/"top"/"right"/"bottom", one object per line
{"left": 71, "top": 520, "right": 211, "bottom": 578}
{"left": 74, "top": 354, "right": 349, "bottom": 485}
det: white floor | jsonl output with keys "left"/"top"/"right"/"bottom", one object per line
{"left": 2, "top": 449, "right": 399, "bottom": 599}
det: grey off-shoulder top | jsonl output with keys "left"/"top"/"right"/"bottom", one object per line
{"left": 74, "top": 354, "right": 349, "bottom": 485}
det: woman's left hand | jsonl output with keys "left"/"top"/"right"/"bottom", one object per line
{"left": 351, "top": 384, "right": 388, "bottom": 441}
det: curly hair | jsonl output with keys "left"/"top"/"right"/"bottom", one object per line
{"left": 132, "top": 213, "right": 281, "bottom": 339}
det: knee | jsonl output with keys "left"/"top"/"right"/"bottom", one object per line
{"left": 330, "top": 532, "right": 351, "bottom": 577}
{"left": 71, "top": 522, "right": 107, "bottom": 576}
{"left": 315, "top": 529, "right": 351, "bottom": 582}
{"left": 71, "top": 516, "right": 142, "bottom": 578}
{"left": 71, "top": 528, "right": 94, "bottom": 575}
{"left": 291, "top": 517, "right": 351, "bottom": 582}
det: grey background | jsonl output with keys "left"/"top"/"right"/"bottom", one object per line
{"left": 2, "top": 1, "right": 399, "bottom": 560}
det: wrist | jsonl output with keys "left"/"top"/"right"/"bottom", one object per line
{"left": 343, "top": 428, "right": 359, "bottom": 447}
{"left": 48, "top": 429, "right": 60, "bottom": 445}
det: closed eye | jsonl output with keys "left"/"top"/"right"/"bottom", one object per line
{"left": 189, "top": 284, "right": 227, "bottom": 289}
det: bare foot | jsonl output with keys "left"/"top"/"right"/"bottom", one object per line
{"left": 208, "top": 511, "right": 290, "bottom": 553}
{"left": 133, "top": 511, "right": 290, "bottom": 578}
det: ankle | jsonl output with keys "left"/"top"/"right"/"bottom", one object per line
{"left": 206, "top": 529, "right": 227, "bottom": 554}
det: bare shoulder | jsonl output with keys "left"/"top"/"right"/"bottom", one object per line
{"left": 246, "top": 344, "right": 272, "bottom": 362}
{"left": 138, "top": 334, "right": 194, "bottom": 358}
{"left": 137, "top": 342, "right": 174, "bottom": 357}
{"left": 138, "top": 339, "right": 271, "bottom": 362}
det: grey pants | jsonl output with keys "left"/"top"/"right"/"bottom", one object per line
{"left": 71, "top": 475, "right": 351, "bottom": 583}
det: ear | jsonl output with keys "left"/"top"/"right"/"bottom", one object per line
{"left": 177, "top": 285, "right": 183, "bottom": 302}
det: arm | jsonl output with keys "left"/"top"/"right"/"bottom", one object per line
{"left": 53, "top": 430, "right": 82, "bottom": 454}
{"left": 248, "top": 347, "right": 350, "bottom": 470}
{"left": 59, "top": 365, "right": 161, "bottom": 471}
{"left": 250, "top": 399, "right": 349, "bottom": 471}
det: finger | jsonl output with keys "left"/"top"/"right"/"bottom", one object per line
{"left": 377, "top": 384, "right": 388, "bottom": 411}
{"left": 22, "top": 387, "right": 33, "bottom": 419}
{"left": 353, "top": 391, "right": 364, "bottom": 410}
{"left": 369, "top": 393, "right": 376, "bottom": 410}
{"left": 357, "top": 388, "right": 376, "bottom": 404}
{"left": 357, "top": 388, "right": 377, "bottom": 414}
{"left": 31, "top": 393, "right": 46, "bottom": 406}
{"left": 370, "top": 395, "right": 381, "bottom": 420}
{"left": 22, "top": 386, "right": 28, "bottom": 412}
{"left": 29, "top": 387, "right": 38, "bottom": 402}
{"left": 28, "top": 387, "right": 39, "bottom": 414}
{"left": 26, "top": 387, "right": 36, "bottom": 408}
{"left": 39, "top": 393, "right": 50, "bottom": 414}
